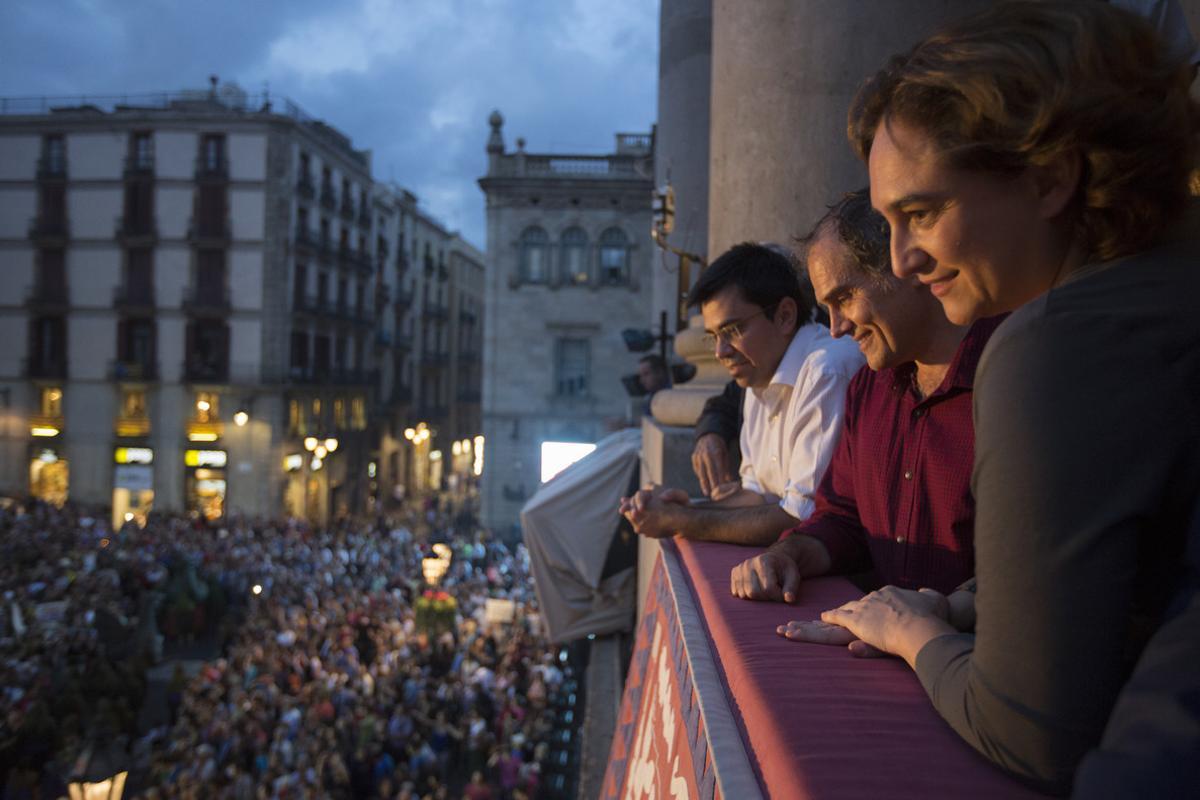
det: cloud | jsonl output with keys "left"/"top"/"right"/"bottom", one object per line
{"left": 0, "top": 0, "right": 659, "bottom": 246}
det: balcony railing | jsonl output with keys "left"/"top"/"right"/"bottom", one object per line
{"left": 110, "top": 358, "right": 158, "bottom": 381}
{"left": 182, "top": 358, "right": 229, "bottom": 384}
{"left": 338, "top": 244, "right": 372, "bottom": 274}
{"left": 295, "top": 228, "right": 318, "bottom": 252}
{"left": 112, "top": 284, "right": 155, "bottom": 311}
{"left": 194, "top": 157, "right": 228, "bottom": 181}
{"left": 116, "top": 215, "right": 157, "bottom": 242}
{"left": 182, "top": 285, "right": 231, "bottom": 314}
{"left": 188, "top": 217, "right": 231, "bottom": 246}
{"left": 24, "top": 356, "right": 67, "bottom": 379}
{"left": 26, "top": 285, "right": 69, "bottom": 310}
{"left": 28, "top": 217, "right": 69, "bottom": 242}
{"left": 319, "top": 184, "right": 336, "bottom": 210}
{"left": 114, "top": 414, "right": 150, "bottom": 438}
{"left": 123, "top": 155, "right": 155, "bottom": 176}
{"left": 36, "top": 157, "right": 67, "bottom": 180}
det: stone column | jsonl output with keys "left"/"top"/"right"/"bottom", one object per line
{"left": 708, "top": 0, "right": 994, "bottom": 253}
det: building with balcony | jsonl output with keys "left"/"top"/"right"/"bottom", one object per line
{"left": 477, "top": 114, "right": 654, "bottom": 531}
{"left": 0, "top": 80, "right": 484, "bottom": 526}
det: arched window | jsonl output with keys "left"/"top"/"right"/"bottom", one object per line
{"left": 598, "top": 228, "right": 629, "bottom": 285}
{"left": 559, "top": 227, "right": 589, "bottom": 285}
{"left": 519, "top": 226, "right": 549, "bottom": 283}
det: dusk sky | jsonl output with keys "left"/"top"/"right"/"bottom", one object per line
{"left": 0, "top": 0, "right": 660, "bottom": 248}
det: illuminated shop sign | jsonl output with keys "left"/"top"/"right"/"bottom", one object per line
{"left": 184, "top": 449, "right": 227, "bottom": 468}
{"left": 114, "top": 447, "right": 154, "bottom": 465}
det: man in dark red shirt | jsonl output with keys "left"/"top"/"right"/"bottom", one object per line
{"left": 730, "top": 189, "right": 1001, "bottom": 605}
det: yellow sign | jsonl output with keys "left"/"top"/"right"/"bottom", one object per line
{"left": 114, "top": 447, "right": 154, "bottom": 465}
{"left": 185, "top": 449, "right": 227, "bottom": 468}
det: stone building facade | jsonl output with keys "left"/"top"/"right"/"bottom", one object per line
{"left": 477, "top": 113, "right": 654, "bottom": 532}
{"left": 0, "top": 82, "right": 483, "bottom": 526}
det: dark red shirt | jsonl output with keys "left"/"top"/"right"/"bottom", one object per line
{"left": 780, "top": 316, "right": 1005, "bottom": 594}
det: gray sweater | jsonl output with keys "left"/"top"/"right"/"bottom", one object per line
{"left": 914, "top": 207, "right": 1200, "bottom": 795}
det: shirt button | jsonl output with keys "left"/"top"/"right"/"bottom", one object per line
{"left": 903, "top": 470, "right": 913, "bottom": 480}
{"left": 896, "top": 536, "right": 906, "bottom": 543}
{"left": 912, "top": 408, "right": 925, "bottom": 419}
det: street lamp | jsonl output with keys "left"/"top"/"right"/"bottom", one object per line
{"left": 304, "top": 437, "right": 318, "bottom": 451}
{"left": 324, "top": 438, "right": 338, "bottom": 452}
{"left": 233, "top": 410, "right": 249, "bottom": 427}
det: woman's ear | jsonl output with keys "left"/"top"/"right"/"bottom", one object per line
{"left": 1032, "top": 150, "right": 1082, "bottom": 220}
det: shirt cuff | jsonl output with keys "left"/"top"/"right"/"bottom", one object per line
{"left": 779, "top": 492, "right": 814, "bottom": 521}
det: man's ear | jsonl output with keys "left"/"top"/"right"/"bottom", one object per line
{"left": 1031, "top": 150, "right": 1082, "bottom": 220}
{"left": 775, "top": 297, "right": 799, "bottom": 333}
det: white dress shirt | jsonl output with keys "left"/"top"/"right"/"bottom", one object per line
{"left": 738, "top": 322, "right": 864, "bottom": 520}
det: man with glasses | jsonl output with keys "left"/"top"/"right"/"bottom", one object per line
{"left": 620, "top": 243, "right": 862, "bottom": 545}
{"left": 734, "top": 190, "right": 1000, "bottom": 612}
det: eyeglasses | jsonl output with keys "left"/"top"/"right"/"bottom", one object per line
{"left": 701, "top": 303, "right": 778, "bottom": 349}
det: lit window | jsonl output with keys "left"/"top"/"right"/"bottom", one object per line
{"left": 40, "top": 387, "right": 63, "bottom": 417}
{"left": 122, "top": 389, "right": 147, "bottom": 419}
{"left": 559, "top": 227, "right": 589, "bottom": 285}
{"left": 195, "top": 391, "right": 218, "bottom": 422}
{"left": 333, "top": 398, "right": 347, "bottom": 430}
{"left": 351, "top": 396, "right": 367, "bottom": 430}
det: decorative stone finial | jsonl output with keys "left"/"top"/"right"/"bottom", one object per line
{"left": 516, "top": 137, "right": 526, "bottom": 152}
{"left": 487, "top": 110, "right": 505, "bottom": 153}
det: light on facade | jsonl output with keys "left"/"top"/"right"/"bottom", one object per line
{"left": 404, "top": 428, "right": 416, "bottom": 440}
{"left": 451, "top": 441, "right": 462, "bottom": 456}
{"left": 311, "top": 456, "right": 323, "bottom": 471}
{"left": 233, "top": 410, "right": 249, "bottom": 427}
{"left": 196, "top": 399, "right": 210, "bottom": 413}
{"left": 430, "top": 449, "right": 442, "bottom": 461}
{"left": 304, "top": 437, "right": 318, "bottom": 451}
{"left": 31, "top": 426, "right": 60, "bottom": 437}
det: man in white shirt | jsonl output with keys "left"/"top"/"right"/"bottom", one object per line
{"left": 620, "top": 242, "right": 863, "bottom": 545}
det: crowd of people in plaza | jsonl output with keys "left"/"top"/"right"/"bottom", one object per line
{"left": 1, "top": 498, "right": 572, "bottom": 800}
{"left": 619, "top": 2, "right": 1200, "bottom": 795}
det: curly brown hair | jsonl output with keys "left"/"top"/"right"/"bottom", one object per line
{"left": 848, "top": 1, "right": 1199, "bottom": 262}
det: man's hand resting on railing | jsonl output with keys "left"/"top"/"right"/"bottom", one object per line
{"left": 777, "top": 585, "right": 975, "bottom": 666}
{"left": 730, "top": 534, "right": 833, "bottom": 603}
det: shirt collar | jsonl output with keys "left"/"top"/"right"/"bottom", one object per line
{"left": 751, "top": 323, "right": 822, "bottom": 406}
{"left": 887, "top": 314, "right": 1008, "bottom": 400}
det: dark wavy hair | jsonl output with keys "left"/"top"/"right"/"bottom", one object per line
{"left": 848, "top": 1, "right": 1199, "bottom": 262}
